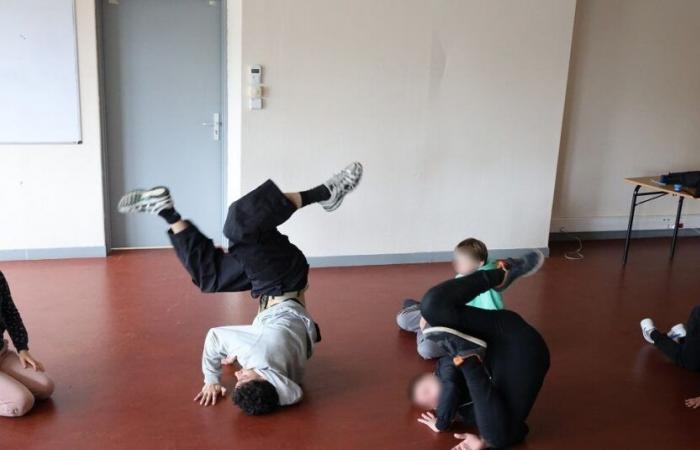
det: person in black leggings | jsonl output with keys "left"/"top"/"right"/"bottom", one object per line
{"left": 640, "top": 306, "right": 700, "bottom": 410}
{"left": 642, "top": 306, "right": 700, "bottom": 371}
{"left": 419, "top": 252, "right": 550, "bottom": 450}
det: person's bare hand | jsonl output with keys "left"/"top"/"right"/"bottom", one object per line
{"left": 452, "top": 433, "right": 487, "bottom": 450}
{"left": 222, "top": 355, "right": 237, "bottom": 365}
{"left": 685, "top": 396, "right": 700, "bottom": 409}
{"left": 193, "top": 383, "right": 227, "bottom": 407}
{"left": 18, "top": 350, "right": 44, "bottom": 372}
{"left": 417, "top": 411, "right": 439, "bottom": 432}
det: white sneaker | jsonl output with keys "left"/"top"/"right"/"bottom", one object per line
{"left": 319, "top": 162, "right": 363, "bottom": 212}
{"left": 668, "top": 323, "right": 687, "bottom": 342}
{"left": 118, "top": 186, "right": 174, "bottom": 214}
{"left": 640, "top": 318, "right": 656, "bottom": 344}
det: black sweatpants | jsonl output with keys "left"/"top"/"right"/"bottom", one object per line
{"left": 651, "top": 305, "right": 700, "bottom": 371}
{"left": 168, "top": 179, "right": 309, "bottom": 298}
{"left": 420, "top": 270, "right": 550, "bottom": 449}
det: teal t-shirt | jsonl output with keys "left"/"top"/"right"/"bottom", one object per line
{"left": 456, "top": 261, "right": 504, "bottom": 310}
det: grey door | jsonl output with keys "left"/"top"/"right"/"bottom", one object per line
{"left": 103, "top": 0, "right": 224, "bottom": 248}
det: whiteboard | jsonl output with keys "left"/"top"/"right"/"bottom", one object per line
{"left": 0, "top": 0, "right": 82, "bottom": 144}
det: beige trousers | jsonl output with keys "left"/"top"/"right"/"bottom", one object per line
{"left": 0, "top": 341, "right": 54, "bottom": 417}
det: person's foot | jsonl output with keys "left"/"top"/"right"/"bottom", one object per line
{"left": 319, "top": 162, "right": 363, "bottom": 212}
{"left": 118, "top": 186, "right": 174, "bottom": 214}
{"left": 494, "top": 250, "right": 545, "bottom": 292}
{"left": 402, "top": 298, "right": 420, "bottom": 310}
{"left": 668, "top": 323, "right": 687, "bottom": 342}
{"left": 423, "top": 326, "right": 487, "bottom": 364}
{"left": 640, "top": 318, "right": 656, "bottom": 344}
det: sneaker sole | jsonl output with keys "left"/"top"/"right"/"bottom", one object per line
{"left": 423, "top": 326, "right": 488, "bottom": 348}
{"left": 522, "top": 249, "right": 545, "bottom": 278}
{"left": 118, "top": 187, "right": 171, "bottom": 213}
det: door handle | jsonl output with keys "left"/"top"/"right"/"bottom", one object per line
{"left": 201, "top": 113, "right": 221, "bottom": 141}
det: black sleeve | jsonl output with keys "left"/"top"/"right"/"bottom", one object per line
{"left": 0, "top": 271, "right": 29, "bottom": 352}
{"left": 434, "top": 357, "right": 463, "bottom": 431}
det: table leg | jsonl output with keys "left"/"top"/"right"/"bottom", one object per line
{"left": 670, "top": 196, "right": 684, "bottom": 260}
{"left": 623, "top": 185, "right": 641, "bottom": 265}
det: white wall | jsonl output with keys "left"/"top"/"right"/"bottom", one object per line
{"left": 552, "top": 0, "right": 700, "bottom": 233}
{"left": 0, "top": 0, "right": 576, "bottom": 261}
{"left": 0, "top": 0, "right": 105, "bottom": 257}
{"left": 238, "top": 0, "right": 576, "bottom": 257}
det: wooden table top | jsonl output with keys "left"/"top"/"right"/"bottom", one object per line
{"left": 625, "top": 176, "right": 698, "bottom": 199}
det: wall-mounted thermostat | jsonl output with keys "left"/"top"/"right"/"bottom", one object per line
{"left": 249, "top": 65, "right": 262, "bottom": 84}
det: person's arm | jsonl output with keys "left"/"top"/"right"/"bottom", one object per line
{"left": 0, "top": 271, "right": 29, "bottom": 352}
{"left": 201, "top": 328, "right": 225, "bottom": 385}
{"left": 255, "top": 368, "right": 303, "bottom": 406}
{"left": 434, "top": 362, "right": 462, "bottom": 431}
{"left": 0, "top": 272, "right": 44, "bottom": 371}
{"left": 195, "top": 327, "right": 233, "bottom": 406}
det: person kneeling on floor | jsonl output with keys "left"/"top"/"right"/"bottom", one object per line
{"left": 0, "top": 271, "right": 54, "bottom": 417}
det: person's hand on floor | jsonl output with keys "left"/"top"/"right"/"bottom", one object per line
{"left": 452, "top": 433, "right": 487, "bottom": 450}
{"left": 417, "top": 411, "right": 440, "bottom": 432}
{"left": 685, "top": 396, "right": 700, "bottom": 409}
{"left": 194, "top": 383, "right": 227, "bottom": 406}
{"left": 18, "top": 350, "right": 45, "bottom": 371}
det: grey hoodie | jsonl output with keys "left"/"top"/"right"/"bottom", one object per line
{"left": 201, "top": 301, "right": 318, "bottom": 406}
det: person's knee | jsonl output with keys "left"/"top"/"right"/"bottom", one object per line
{"left": 31, "top": 375, "right": 55, "bottom": 400}
{"left": 0, "top": 390, "right": 34, "bottom": 417}
{"left": 417, "top": 341, "right": 445, "bottom": 360}
{"left": 396, "top": 311, "right": 411, "bottom": 331}
{"left": 420, "top": 286, "right": 445, "bottom": 325}
{"left": 396, "top": 307, "right": 421, "bottom": 332}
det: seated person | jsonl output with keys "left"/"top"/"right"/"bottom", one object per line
{"left": 0, "top": 271, "right": 55, "bottom": 417}
{"left": 118, "top": 162, "right": 363, "bottom": 414}
{"left": 396, "top": 238, "right": 503, "bottom": 359}
{"left": 641, "top": 306, "right": 700, "bottom": 409}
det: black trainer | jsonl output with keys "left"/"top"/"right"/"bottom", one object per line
{"left": 423, "top": 326, "right": 487, "bottom": 363}
{"left": 402, "top": 298, "right": 420, "bottom": 310}
{"left": 494, "top": 250, "right": 545, "bottom": 292}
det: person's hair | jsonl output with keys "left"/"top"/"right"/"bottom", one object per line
{"left": 455, "top": 237, "right": 488, "bottom": 263}
{"left": 233, "top": 380, "right": 280, "bottom": 416}
{"left": 407, "top": 373, "right": 431, "bottom": 402}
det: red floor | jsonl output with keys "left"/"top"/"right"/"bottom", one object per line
{"left": 2, "top": 238, "right": 700, "bottom": 449}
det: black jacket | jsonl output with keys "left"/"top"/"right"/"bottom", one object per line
{"left": 0, "top": 271, "right": 29, "bottom": 352}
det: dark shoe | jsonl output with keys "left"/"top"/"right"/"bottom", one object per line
{"left": 402, "top": 298, "right": 420, "bottom": 309}
{"left": 494, "top": 250, "right": 544, "bottom": 292}
{"left": 422, "top": 326, "right": 487, "bottom": 364}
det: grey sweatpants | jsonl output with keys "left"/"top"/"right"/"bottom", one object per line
{"left": 396, "top": 303, "right": 447, "bottom": 360}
